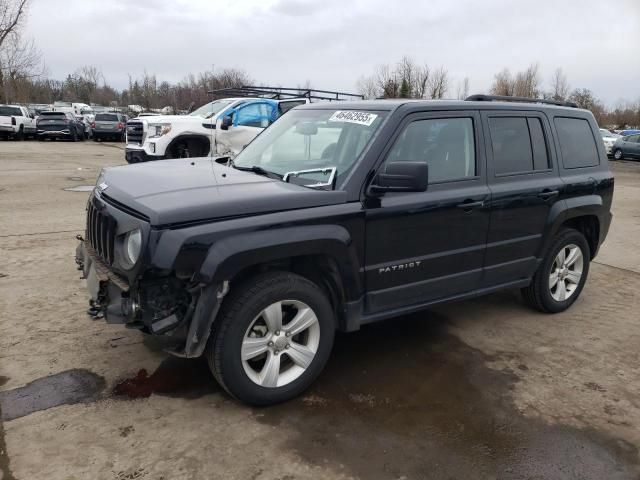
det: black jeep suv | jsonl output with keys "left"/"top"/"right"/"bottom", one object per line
{"left": 76, "top": 95, "right": 613, "bottom": 405}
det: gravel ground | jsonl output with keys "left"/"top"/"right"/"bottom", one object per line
{"left": 1, "top": 140, "right": 639, "bottom": 480}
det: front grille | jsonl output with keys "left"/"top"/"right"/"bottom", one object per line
{"left": 126, "top": 121, "right": 144, "bottom": 145}
{"left": 86, "top": 200, "right": 116, "bottom": 265}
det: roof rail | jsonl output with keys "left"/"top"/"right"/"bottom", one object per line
{"left": 465, "top": 94, "right": 578, "bottom": 108}
{"left": 208, "top": 85, "right": 364, "bottom": 102}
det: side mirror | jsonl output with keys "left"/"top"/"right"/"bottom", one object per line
{"left": 220, "top": 116, "right": 233, "bottom": 130}
{"left": 369, "top": 161, "right": 428, "bottom": 195}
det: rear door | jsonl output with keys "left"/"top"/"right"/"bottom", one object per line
{"left": 624, "top": 135, "right": 640, "bottom": 158}
{"left": 481, "top": 110, "right": 564, "bottom": 287}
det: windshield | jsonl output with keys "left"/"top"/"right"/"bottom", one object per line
{"left": 189, "top": 99, "right": 236, "bottom": 119}
{"left": 234, "top": 109, "right": 386, "bottom": 188}
{"left": 0, "top": 106, "right": 21, "bottom": 116}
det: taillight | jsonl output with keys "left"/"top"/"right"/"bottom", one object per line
{"left": 91, "top": 122, "right": 95, "bottom": 128}
{"left": 117, "top": 122, "right": 124, "bottom": 130}
{"left": 11, "top": 117, "right": 16, "bottom": 125}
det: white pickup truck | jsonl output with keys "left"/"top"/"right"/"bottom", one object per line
{"left": 0, "top": 105, "right": 36, "bottom": 140}
{"left": 124, "top": 97, "right": 307, "bottom": 163}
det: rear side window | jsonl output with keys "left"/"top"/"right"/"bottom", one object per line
{"left": 95, "top": 113, "right": 118, "bottom": 121}
{"left": 0, "top": 106, "right": 22, "bottom": 116}
{"left": 554, "top": 117, "right": 599, "bottom": 169}
{"left": 489, "top": 117, "right": 550, "bottom": 175}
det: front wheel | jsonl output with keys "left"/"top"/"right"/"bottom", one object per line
{"left": 613, "top": 149, "right": 624, "bottom": 161}
{"left": 15, "top": 126, "right": 24, "bottom": 141}
{"left": 206, "top": 272, "right": 335, "bottom": 406}
{"left": 522, "top": 228, "right": 590, "bottom": 313}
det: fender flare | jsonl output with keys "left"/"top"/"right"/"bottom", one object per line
{"left": 539, "top": 195, "right": 603, "bottom": 257}
{"left": 196, "top": 224, "right": 363, "bottom": 300}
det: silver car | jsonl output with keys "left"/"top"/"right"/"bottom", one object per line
{"left": 600, "top": 128, "right": 620, "bottom": 156}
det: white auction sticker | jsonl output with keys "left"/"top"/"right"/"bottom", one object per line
{"left": 328, "top": 111, "right": 378, "bottom": 126}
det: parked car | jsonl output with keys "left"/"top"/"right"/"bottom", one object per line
{"left": 619, "top": 129, "right": 640, "bottom": 137}
{"left": 75, "top": 95, "right": 613, "bottom": 406}
{"left": 612, "top": 134, "right": 640, "bottom": 160}
{"left": 0, "top": 104, "right": 36, "bottom": 140}
{"left": 599, "top": 128, "right": 620, "bottom": 156}
{"left": 92, "top": 112, "right": 127, "bottom": 141}
{"left": 76, "top": 115, "right": 92, "bottom": 139}
{"left": 36, "top": 111, "right": 85, "bottom": 141}
{"left": 124, "top": 97, "right": 307, "bottom": 163}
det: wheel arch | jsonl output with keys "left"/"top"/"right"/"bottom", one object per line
{"left": 166, "top": 134, "right": 211, "bottom": 157}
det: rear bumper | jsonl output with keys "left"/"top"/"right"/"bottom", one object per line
{"left": 0, "top": 125, "right": 16, "bottom": 133}
{"left": 37, "top": 129, "right": 71, "bottom": 137}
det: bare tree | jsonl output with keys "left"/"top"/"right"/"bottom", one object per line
{"left": 550, "top": 68, "right": 570, "bottom": 101}
{"left": 490, "top": 68, "right": 514, "bottom": 96}
{"left": 513, "top": 63, "right": 540, "bottom": 98}
{"left": 77, "top": 65, "right": 103, "bottom": 103}
{"left": 0, "top": 0, "right": 27, "bottom": 49}
{"left": 427, "top": 67, "right": 449, "bottom": 99}
{"left": 456, "top": 77, "right": 470, "bottom": 100}
{"left": 0, "top": 31, "right": 42, "bottom": 102}
{"left": 356, "top": 74, "right": 378, "bottom": 99}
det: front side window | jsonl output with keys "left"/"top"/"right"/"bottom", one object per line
{"left": 489, "top": 117, "right": 550, "bottom": 175}
{"left": 554, "top": 117, "right": 599, "bottom": 168}
{"left": 234, "top": 102, "right": 277, "bottom": 128}
{"left": 234, "top": 109, "right": 387, "bottom": 187}
{"left": 385, "top": 117, "right": 475, "bottom": 183}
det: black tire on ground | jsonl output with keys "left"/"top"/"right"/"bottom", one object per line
{"left": 16, "top": 126, "right": 24, "bottom": 141}
{"left": 521, "top": 228, "right": 590, "bottom": 314}
{"left": 613, "top": 149, "right": 624, "bottom": 161}
{"left": 37, "top": 135, "right": 44, "bottom": 141}
{"left": 206, "top": 271, "right": 336, "bottom": 406}
{"left": 71, "top": 129, "right": 78, "bottom": 142}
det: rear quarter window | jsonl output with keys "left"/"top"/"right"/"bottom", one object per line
{"left": 554, "top": 117, "right": 600, "bottom": 169}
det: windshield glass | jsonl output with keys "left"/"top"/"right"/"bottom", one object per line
{"left": 189, "top": 99, "right": 236, "bottom": 119}
{"left": 234, "top": 109, "right": 387, "bottom": 188}
{"left": 0, "top": 106, "right": 21, "bottom": 116}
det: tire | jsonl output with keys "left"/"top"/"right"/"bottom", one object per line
{"left": 613, "top": 149, "right": 623, "bottom": 161}
{"left": 16, "top": 126, "right": 24, "bottom": 141}
{"left": 71, "top": 129, "right": 78, "bottom": 142}
{"left": 521, "top": 228, "right": 590, "bottom": 313}
{"left": 206, "top": 272, "right": 335, "bottom": 406}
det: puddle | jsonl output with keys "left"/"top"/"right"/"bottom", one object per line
{"left": 0, "top": 377, "right": 7, "bottom": 387}
{"left": 0, "top": 369, "right": 105, "bottom": 421}
{"left": 64, "top": 185, "right": 94, "bottom": 192}
{"left": 67, "top": 176, "right": 85, "bottom": 181}
{"left": 113, "top": 358, "right": 218, "bottom": 400}
{"left": 256, "top": 312, "right": 640, "bottom": 480}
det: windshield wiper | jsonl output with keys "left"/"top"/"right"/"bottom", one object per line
{"left": 230, "top": 161, "right": 283, "bottom": 180}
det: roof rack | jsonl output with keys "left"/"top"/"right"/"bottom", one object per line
{"left": 465, "top": 94, "right": 578, "bottom": 108}
{"left": 208, "top": 86, "right": 364, "bottom": 102}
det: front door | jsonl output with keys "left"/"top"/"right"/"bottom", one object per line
{"left": 364, "top": 111, "right": 490, "bottom": 314}
{"left": 216, "top": 100, "right": 278, "bottom": 156}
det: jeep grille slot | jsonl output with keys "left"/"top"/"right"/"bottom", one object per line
{"left": 126, "top": 121, "right": 144, "bottom": 145}
{"left": 86, "top": 201, "right": 116, "bottom": 265}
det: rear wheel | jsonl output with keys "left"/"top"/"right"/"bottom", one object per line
{"left": 16, "top": 126, "right": 24, "bottom": 141}
{"left": 206, "top": 272, "right": 335, "bottom": 406}
{"left": 522, "top": 228, "right": 590, "bottom": 313}
{"left": 613, "top": 149, "right": 623, "bottom": 160}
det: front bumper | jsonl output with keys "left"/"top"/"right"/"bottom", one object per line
{"left": 125, "top": 147, "right": 165, "bottom": 164}
{"left": 75, "top": 241, "right": 134, "bottom": 324}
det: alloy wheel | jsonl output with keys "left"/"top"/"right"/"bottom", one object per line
{"left": 241, "top": 300, "right": 320, "bottom": 388}
{"left": 549, "top": 244, "right": 583, "bottom": 301}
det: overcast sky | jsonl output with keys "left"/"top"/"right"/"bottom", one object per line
{"left": 25, "top": 0, "right": 640, "bottom": 106}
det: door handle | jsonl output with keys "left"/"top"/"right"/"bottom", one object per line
{"left": 537, "top": 190, "right": 559, "bottom": 200}
{"left": 456, "top": 200, "right": 484, "bottom": 211}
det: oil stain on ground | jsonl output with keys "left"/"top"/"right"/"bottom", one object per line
{"left": 0, "top": 369, "right": 105, "bottom": 421}
{"left": 113, "top": 357, "right": 218, "bottom": 400}
{"left": 259, "top": 312, "right": 640, "bottom": 480}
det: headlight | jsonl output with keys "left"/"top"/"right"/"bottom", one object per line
{"left": 124, "top": 229, "right": 142, "bottom": 265}
{"left": 148, "top": 123, "right": 171, "bottom": 138}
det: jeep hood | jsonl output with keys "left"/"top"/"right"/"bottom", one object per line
{"left": 99, "top": 158, "right": 346, "bottom": 226}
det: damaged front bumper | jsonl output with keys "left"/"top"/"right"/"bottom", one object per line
{"left": 75, "top": 238, "right": 227, "bottom": 357}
